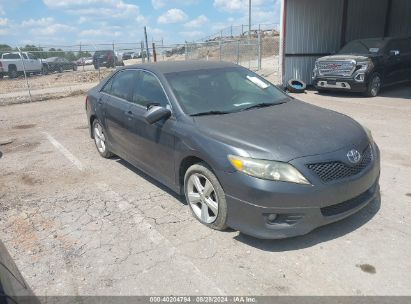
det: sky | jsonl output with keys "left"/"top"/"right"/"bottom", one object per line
{"left": 0, "top": 0, "right": 280, "bottom": 48}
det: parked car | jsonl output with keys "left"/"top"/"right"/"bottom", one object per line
{"left": 93, "top": 50, "right": 124, "bottom": 69}
{"left": 122, "top": 52, "right": 134, "bottom": 60}
{"left": 0, "top": 52, "right": 48, "bottom": 79}
{"left": 76, "top": 57, "right": 93, "bottom": 66}
{"left": 313, "top": 36, "right": 411, "bottom": 97}
{"left": 45, "top": 57, "right": 77, "bottom": 73}
{"left": 86, "top": 61, "right": 380, "bottom": 239}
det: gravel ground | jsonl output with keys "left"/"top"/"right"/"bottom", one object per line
{"left": 0, "top": 83, "right": 410, "bottom": 296}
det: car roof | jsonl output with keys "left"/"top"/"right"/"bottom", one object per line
{"left": 121, "top": 60, "right": 240, "bottom": 74}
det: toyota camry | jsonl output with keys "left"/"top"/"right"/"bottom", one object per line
{"left": 85, "top": 61, "right": 380, "bottom": 239}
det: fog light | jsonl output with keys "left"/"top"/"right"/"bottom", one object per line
{"left": 266, "top": 213, "right": 278, "bottom": 223}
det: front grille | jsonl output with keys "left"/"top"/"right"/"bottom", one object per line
{"left": 307, "top": 146, "right": 373, "bottom": 183}
{"left": 318, "top": 60, "right": 355, "bottom": 77}
{"left": 321, "top": 183, "right": 376, "bottom": 217}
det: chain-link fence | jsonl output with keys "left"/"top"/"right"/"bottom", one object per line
{"left": 0, "top": 28, "right": 280, "bottom": 105}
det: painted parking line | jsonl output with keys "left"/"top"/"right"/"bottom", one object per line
{"left": 43, "top": 131, "right": 84, "bottom": 171}
{"left": 43, "top": 131, "right": 224, "bottom": 295}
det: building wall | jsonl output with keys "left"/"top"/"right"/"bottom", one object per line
{"left": 389, "top": 0, "right": 411, "bottom": 36}
{"left": 284, "top": 0, "right": 343, "bottom": 85}
{"left": 282, "top": 0, "right": 411, "bottom": 86}
{"left": 345, "top": 0, "right": 388, "bottom": 42}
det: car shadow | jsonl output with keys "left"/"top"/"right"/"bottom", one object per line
{"left": 112, "top": 156, "right": 187, "bottom": 205}
{"left": 0, "top": 150, "right": 2, "bottom": 159}
{"left": 234, "top": 192, "right": 381, "bottom": 251}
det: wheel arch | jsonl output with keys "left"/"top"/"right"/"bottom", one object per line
{"left": 178, "top": 155, "right": 210, "bottom": 194}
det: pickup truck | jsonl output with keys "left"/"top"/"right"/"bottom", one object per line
{"left": 312, "top": 36, "right": 411, "bottom": 96}
{"left": 0, "top": 52, "right": 48, "bottom": 79}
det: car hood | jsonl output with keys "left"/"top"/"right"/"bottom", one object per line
{"left": 318, "top": 54, "right": 369, "bottom": 62}
{"left": 193, "top": 100, "right": 368, "bottom": 162}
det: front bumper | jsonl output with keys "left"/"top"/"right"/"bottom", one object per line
{"left": 314, "top": 76, "right": 368, "bottom": 93}
{"left": 218, "top": 144, "right": 380, "bottom": 239}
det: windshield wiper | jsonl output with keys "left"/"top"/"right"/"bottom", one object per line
{"left": 239, "top": 102, "right": 285, "bottom": 112}
{"left": 190, "top": 110, "right": 231, "bottom": 116}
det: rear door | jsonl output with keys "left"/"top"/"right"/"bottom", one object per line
{"left": 126, "top": 70, "right": 176, "bottom": 187}
{"left": 101, "top": 70, "right": 136, "bottom": 158}
{"left": 384, "top": 39, "right": 404, "bottom": 84}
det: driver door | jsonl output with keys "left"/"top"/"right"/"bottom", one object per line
{"left": 126, "top": 70, "right": 176, "bottom": 188}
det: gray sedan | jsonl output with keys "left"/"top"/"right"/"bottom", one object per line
{"left": 85, "top": 61, "right": 380, "bottom": 239}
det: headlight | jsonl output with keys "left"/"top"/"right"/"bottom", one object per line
{"left": 356, "top": 61, "right": 370, "bottom": 72}
{"left": 362, "top": 125, "right": 374, "bottom": 145}
{"left": 228, "top": 155, "right": 310, "bottom": 184}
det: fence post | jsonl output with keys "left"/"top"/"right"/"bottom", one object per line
{"left": 236, "top": 40, "right": 240, "bottom": 64}
{"left": 257, "top": 31, "right": 262, "bottom": 70}
{"left": 152, "top": 43, "right": 157, "bottom": 62}
{"left": 144, "top": 26, "right": 150, "bottom": 62}
{"left": 219, "top": 40, "right": 222, "bottom": 61}
{"left": 17, "top": 47, "right": 32, "bottom": 102}
{"left": 185, "top": 41, "right": 188, "bottom": 60}
{"left": 141, "top": 41, "right": 145, "bottom": 63}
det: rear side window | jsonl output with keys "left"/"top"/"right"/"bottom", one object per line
{"left": 386, "top": 39, "right": 411, "bottom": 54}
{"left": 107, "top": 70, "right": 135, "bottom": 101}
{"left": 132, "top": 71, "right": 169, "bottom": 108}
{"left": 2, "top": 53, "right": 20, "bottom": 59}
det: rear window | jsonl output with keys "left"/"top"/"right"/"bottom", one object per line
{"left": 2, "top": 53, "right": 21, "bottom": 59}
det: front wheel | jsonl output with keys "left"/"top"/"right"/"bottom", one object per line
{"left": 365, "top": 74, "right": 382, "bottom": 97}
{"left": 184, "top": 163, "right": 228, "bottom": 231}
{"left": 92, "top": 119, "right": 113, "bottom": 158}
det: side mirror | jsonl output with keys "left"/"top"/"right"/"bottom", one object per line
{"left": 144, "top": 106, "right": 171, "bottom": 124}
{"left": 389, "top": 50, "right": 400, "bottom": 56}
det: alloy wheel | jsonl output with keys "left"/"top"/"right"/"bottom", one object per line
{"left": 187, "top": 173, "right": 219, "bottom": 224}
{"left": 370, "top": 76, "right": 381, "bottom": 96}
{"left": 94, "top": 123, "right": 106, "bottom": 153}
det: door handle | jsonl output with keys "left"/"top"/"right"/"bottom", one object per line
{"left": 125, "top": 110, "right": 133, "bottom": 117}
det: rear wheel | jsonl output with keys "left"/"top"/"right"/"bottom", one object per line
{"left": 42, "top": 65, "right": 48, "bottom": 75}
{"left": 92, "top": 119, "right": 113, "bottom": 158}
{"left": 8, "top": 67, "right": 18, "bottom": 79}
{"left": 365, "top": 73, "right": 382, "bottom": 97}
{"left": 58, "top": 66, "right": 64, "bottom": 73}
{"left": 184, "top": 163, "right": 228, "bottom": 231}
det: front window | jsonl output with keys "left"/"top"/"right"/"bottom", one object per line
{"left": 165, "top": 67, "right": 287, "bottom": 115}
{"left": 339, "top": 39, "right": 386, "bottom": 55}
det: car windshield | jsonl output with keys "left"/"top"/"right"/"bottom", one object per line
{"left": 165, "top": 67, "right": 288, "bottom": 115}
{"left": 339, "top": 39, "right": 386, "bottom": 55}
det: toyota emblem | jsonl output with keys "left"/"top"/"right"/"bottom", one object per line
{"left": 347, "top": 149, "right": 361, "bottom": 164}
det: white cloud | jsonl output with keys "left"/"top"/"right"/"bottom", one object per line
{"left": 0, "top": 17, "right": 7, "bottom": 26}
{"left": 151, "top": 0, "right": 165, "bottom": 9}
{"left": 184, "top": 15, "right": 208, "bottom": 28}
{"left": 158, "top": 8, "right": 188, "bottom": 24}
{"left": 213, "top": 0, "right": 247, "bottom": 12}
{"left": 34, "top": 23, "right": 75, "bottom": 36}
{"left": 43, "top": 0, "right": 144, "bottom": 21}
{"left": 22, "top": 17, "right": 54, "bottom": 27}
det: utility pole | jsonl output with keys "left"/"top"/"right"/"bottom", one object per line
{"left": 249, "top": 0, "right": 252, "bottom": 39}
{"left": 144, "top": 26, "right": 150, "bottom": 62}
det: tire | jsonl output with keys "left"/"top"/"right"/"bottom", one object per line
{"left": 287, "top": 79, "right": 306, "bottom": 93}
{"left": 184, "top": 162, "right": 228, "bottom": 231}
{"left": 94, "top": 64, "right": 99, "bottom": 70}
{"left": 42, "top": 65, "right": 49, "bottom": 75}
{"left": 8, "top": 67, "right": 18, "bottom": 79}
{"left": 92, "top": 119, "right": 113, "bottom": 158}
{"left": 364, "top": 73, "right": 382, "bottom": 97}
{"left": 58, "top": 66, "right": 64, "bottom": 73}
{"left": 73, "top": 65, "right": 77, "bottom": 71}
{"left": 0, "top": 73, "right": 3, "bottom": 79}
